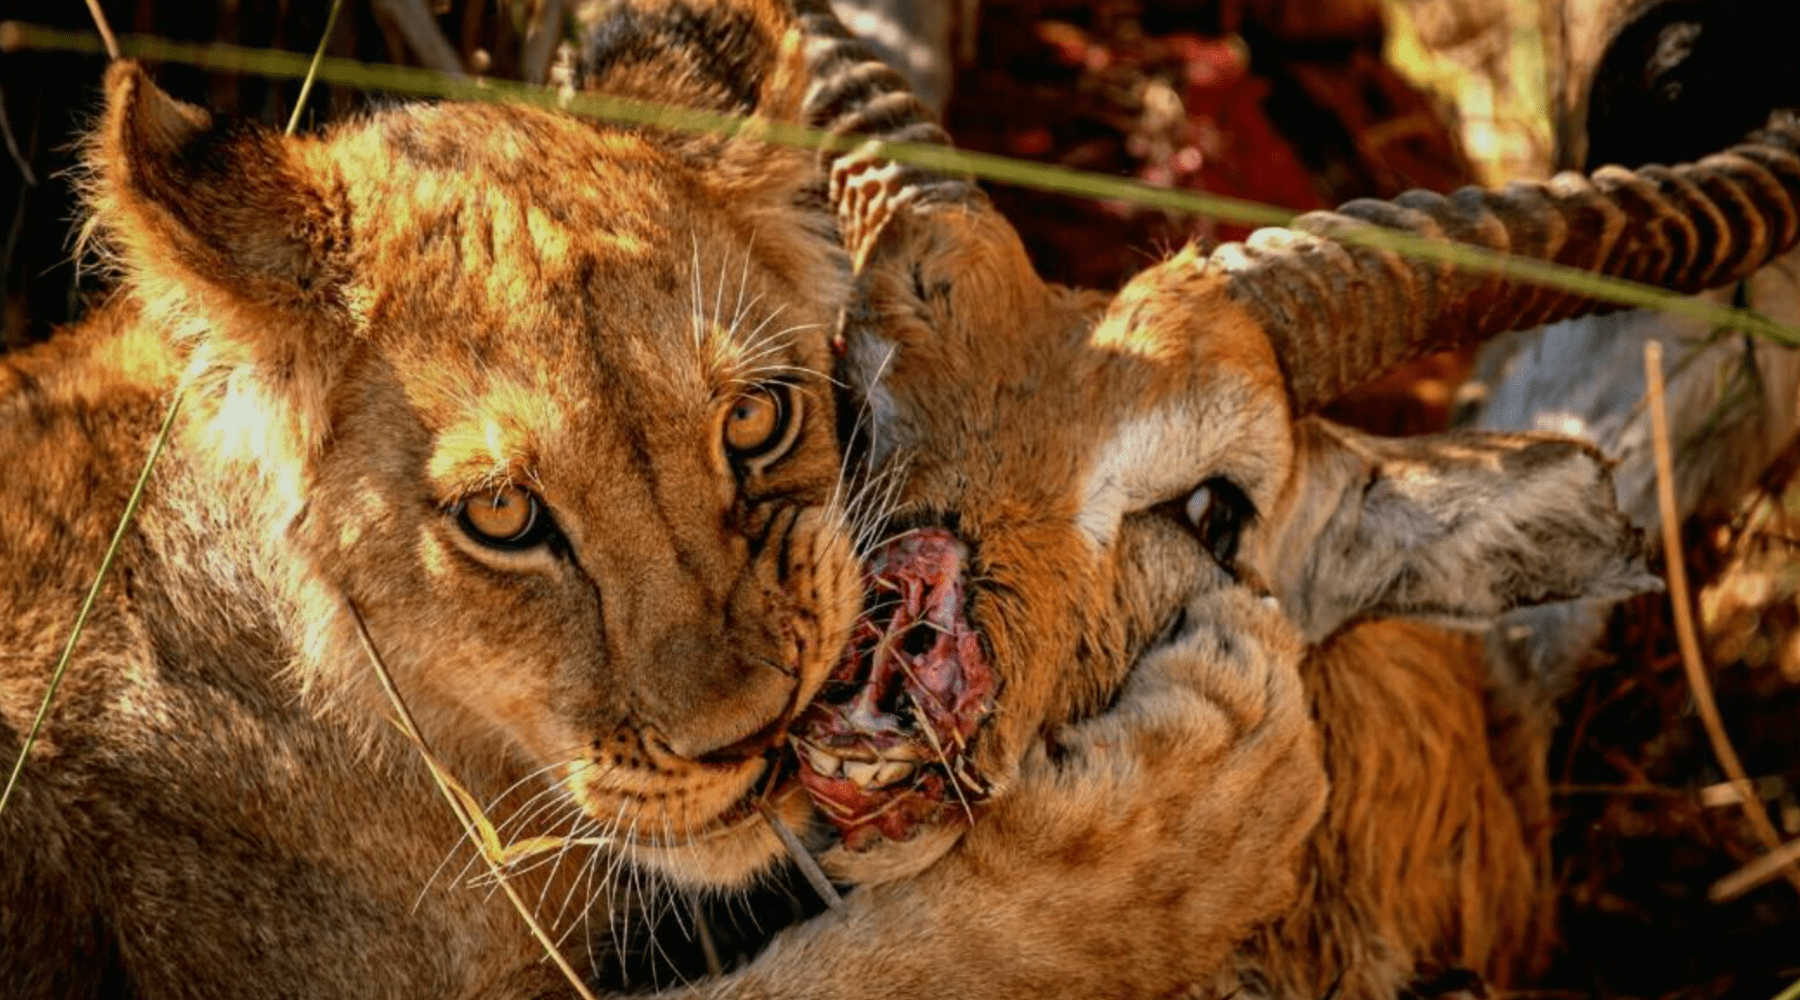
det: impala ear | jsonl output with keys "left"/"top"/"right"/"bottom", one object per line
{"left": 1251, "top": 419, "right": 1661, "bottom": 644}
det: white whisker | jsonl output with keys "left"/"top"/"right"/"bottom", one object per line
{"left": 689, "top": 231, "right": 706, "bottom": 352}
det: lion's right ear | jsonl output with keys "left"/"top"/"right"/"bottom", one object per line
{"left": 89, "top": 62, "right": 350, "bottom": 341}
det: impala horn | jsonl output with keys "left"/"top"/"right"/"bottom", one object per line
{"left": 789, "top": 0, "right": 978, "bottom": 258}
{"left": 1220, "top": 113, "right": 1800, "bottom": 413}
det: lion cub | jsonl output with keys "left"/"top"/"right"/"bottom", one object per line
{"left": 0, "top": 5, "right": 1329, "bottom": 996}
{"left": 0, "top": 39, "right": 875, "bottom": 996}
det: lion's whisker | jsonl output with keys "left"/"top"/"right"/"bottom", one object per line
{"left": 688, "top": 231, "right": 706, "bottom": 352}
{"left": 420, "top": 753, "right": 587, "bottom": 905}
{"left": 526, "top": 806, "right": 580, "bottom": 915}
{"left": 729, "top": 235, "right": 757, "bottom": 341}
{"left": 547, "top": 817, "right": 611, "bottom": 937}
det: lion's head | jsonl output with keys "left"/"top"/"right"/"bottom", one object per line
{"left": 84, "top": 13, "right": 865, "bottom": 887}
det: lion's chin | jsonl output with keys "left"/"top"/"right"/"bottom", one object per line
{"left": 625, "top": 786, "right": 824, "bottom": 889}
{"left": 558, "top": 754, "right": 824, "bottom": 890}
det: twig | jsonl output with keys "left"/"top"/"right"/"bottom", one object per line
{"left": 1644, "top": 340, "right": 1800, "bottom": 901}
{"left": 688, "top": 896, "right": 723, "bottom": 978}
{"left": 1699, "top": 775, "right": 1785, "bottom": 808}
{"left": 520, "top": 0, "right": 565, "bottom": 85}
{"left": 370, "top": 0, "right": 466, "bottom": 78}
{"left": 344, "top": 598, "right": 600, "bottom": 1000}
{"left": 1549, "top": 783, "right": 1688, "bottom": 798}
{"left": 81, "top": 0, "right": 118, "bottom": 59}
{"left": 758, "top": 802, "right": 846, "bottom": 913}
{"left": 1712, "top": 834, "right": 1800, "bottom": 903}
{"left": 0, "top": 87, "right": 35, "bottom": 186}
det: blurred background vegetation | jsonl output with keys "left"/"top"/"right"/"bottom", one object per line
{"left": 3, "top": 0, "right": 1799, "bottom": 995}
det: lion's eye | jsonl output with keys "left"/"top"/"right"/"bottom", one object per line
{"left": 723, "top": 384, "right": 801, "bottom": 467}
{"left": 457, "top": 485, "right": 550, "bottom": 550}
{"left": 1184, "top": 477, "right": 1254, "bottom": 571}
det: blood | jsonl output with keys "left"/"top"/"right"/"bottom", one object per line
{"left": 792, "top": 528, "right": 997, "bottom": 848}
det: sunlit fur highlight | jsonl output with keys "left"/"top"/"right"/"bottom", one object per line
{"left": 0, "top": 36, "right": 893, "bottom": 995}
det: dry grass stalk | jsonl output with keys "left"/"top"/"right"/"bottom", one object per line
{"left": 757, "top": 802, "right": 846, "bottom": 913}
{"left": 344, "top": 598, "right": 601, "bottom": 1000}
{"left": 1712, "top": 834, "right": 1800, "bottom": 903}
{"left": 1644, "top": 339, "right": 1800, "bottom": 901}
{"left": 81, "top": 0, "right": 118, "bottom": 59}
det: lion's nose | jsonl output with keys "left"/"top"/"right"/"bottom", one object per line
{"left": 639, "top": 625, "right": 796, "bottom": 761}
{"left": 693, "top": 712, "right": 790, "bottom": 764}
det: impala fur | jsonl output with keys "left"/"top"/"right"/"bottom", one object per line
{"left": 759, "top": 2, "right": 1800, "bottom": 995}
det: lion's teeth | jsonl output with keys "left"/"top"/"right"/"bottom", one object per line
{"left": 802, "top": 744, "right": 843, "bottom": 777}
{"left": 843, "top": 760, "right": 881, "bottom": 788}
{"left": 873, "top": 760, "right": 914, "bottom": 786}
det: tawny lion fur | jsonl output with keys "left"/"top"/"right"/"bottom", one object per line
{"left": 1, "top": 1, "right": 1676, "bottom": 996}
{"left": 0, "top": 5, "right": 1329, "bottom": 996}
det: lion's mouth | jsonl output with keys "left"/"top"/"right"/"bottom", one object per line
{"left": 791, "top": 528, "right": 997, "bottom": 850}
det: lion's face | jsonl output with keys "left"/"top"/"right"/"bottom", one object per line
{"left": 91, "top": 69, "right": 860, "bottom": 886}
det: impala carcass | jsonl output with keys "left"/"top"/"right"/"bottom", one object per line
{"left": 760, "top": 4, "right": 1800, "bottom": 994}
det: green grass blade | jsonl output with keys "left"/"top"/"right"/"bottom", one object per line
{"left": 0, "top": 390, "right": 182, "bottom": 816}
{"left": 4, "top": 21, "right": 1796, "bottom": 345}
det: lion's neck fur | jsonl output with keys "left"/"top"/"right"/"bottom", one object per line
{"left": 31, "top": 297, "right": 542, "bottom": 796}
{"left": 2, "top": 301, "right": 628, "bottom": 992}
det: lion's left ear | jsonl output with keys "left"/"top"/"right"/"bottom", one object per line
{"left": 89, "top": 61, "right": 351, "bottom": 339}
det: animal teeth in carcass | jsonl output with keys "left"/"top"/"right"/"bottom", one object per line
{"left": 800, "top": 743, "right": 843, "bottom": 777}
{"left": 873, "top": 760, "right": 914, "bottom": 786}
{"left": 844, "top": 760, "right": 881, "bottom": 787}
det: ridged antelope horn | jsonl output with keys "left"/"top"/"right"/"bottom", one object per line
{"left": 1220, "top": 113, "right": 1800, "bottom": 413}
{"left": 786, "top": 0, "right": 979, "bottom": 262}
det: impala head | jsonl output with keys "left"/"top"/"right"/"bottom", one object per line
{"left": 779, "top": 0, "right": 1800, "bottom": 878}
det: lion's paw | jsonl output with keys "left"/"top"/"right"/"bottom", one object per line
{"left": 737, "top": 589, "right": 1326, "bottom": 1000}
{"left": 955, "top": 588, "right": 1325, "bottom": 976}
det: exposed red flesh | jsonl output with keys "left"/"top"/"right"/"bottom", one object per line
{"left": 793, "top": 529, "right": 996, "bottom": 850}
